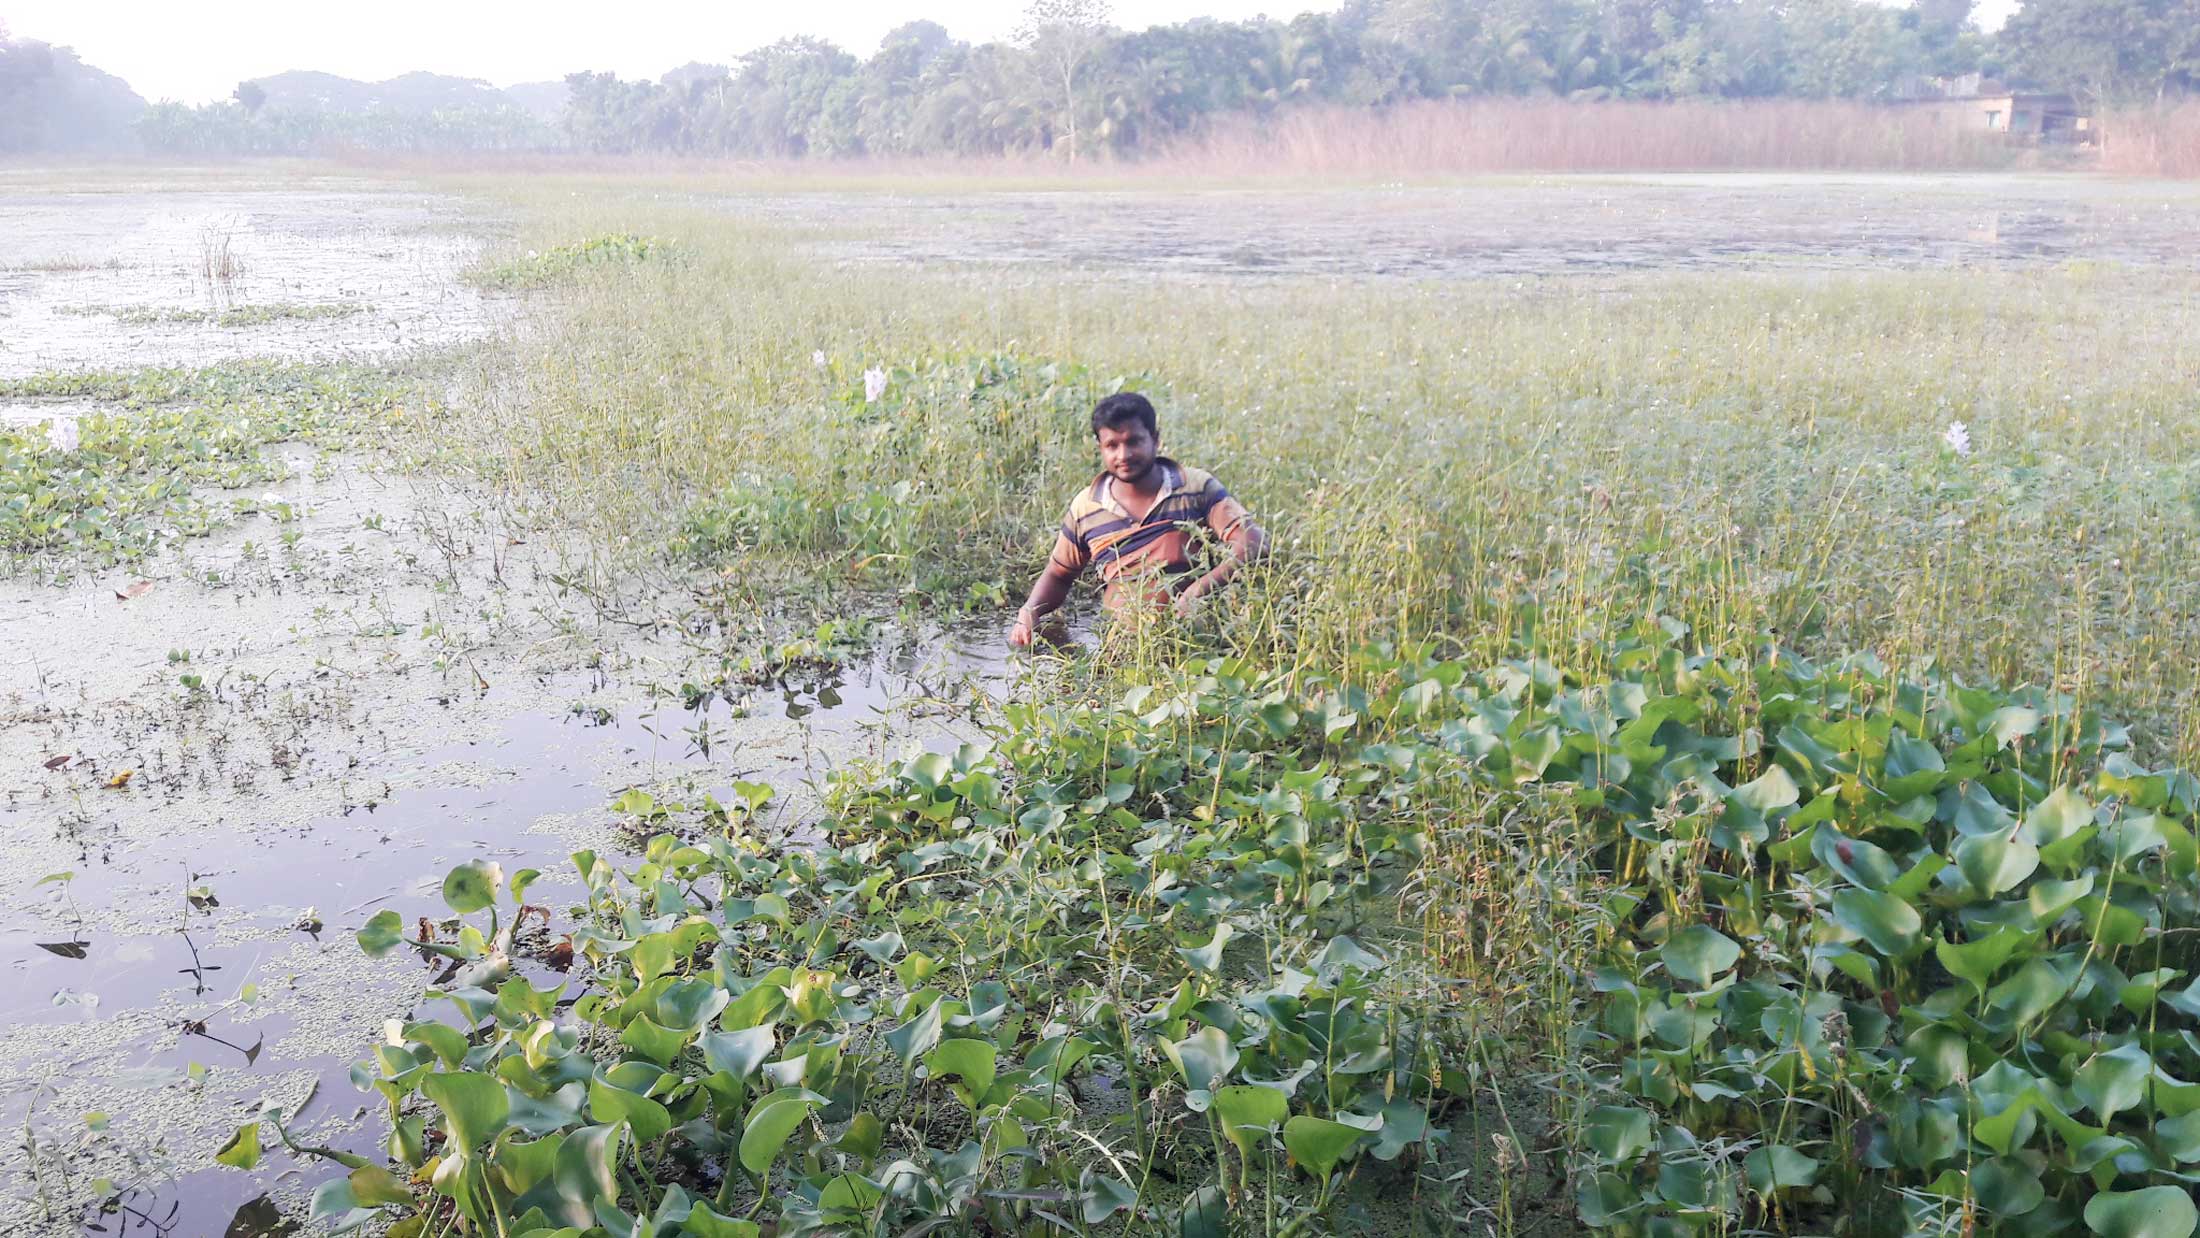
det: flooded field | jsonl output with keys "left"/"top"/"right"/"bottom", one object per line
{"left": 5, "top": 166, "right": 2199, "bottom": 1236}
{"left": 709, "top": 172, "right": 2200, "bottom": 278}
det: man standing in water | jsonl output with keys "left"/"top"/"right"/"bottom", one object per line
{"left": 1009, "top": 392, "right": 1266, "bottom": 648}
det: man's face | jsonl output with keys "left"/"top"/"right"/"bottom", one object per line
{"left": 1096, "top": 422, "right": 1159, "bottom": 487}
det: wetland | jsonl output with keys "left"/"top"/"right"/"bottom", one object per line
{"left": 5, "top": 165, "right": 2200, "bottom": 1238}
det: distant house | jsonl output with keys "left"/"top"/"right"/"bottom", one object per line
{"left": 1889, "top": 74, "right": 2089, "bottom": 144}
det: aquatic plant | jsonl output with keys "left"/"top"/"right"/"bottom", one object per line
{"left": 230, "top": 619, "right": 2200, "bottom": 1235}
{"left": 476, "top": 234, "right": 672, "bottom": 289}
{"left": 0, "top": 363, "right": 419, "bottom": 571}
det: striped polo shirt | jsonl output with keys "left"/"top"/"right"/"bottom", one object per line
{"left": 1052, "top": 458, "right": 1252, "bottom": 596}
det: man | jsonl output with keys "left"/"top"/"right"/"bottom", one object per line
{"left": 1009, "top": 392, "right": 1265, "bottom": 648}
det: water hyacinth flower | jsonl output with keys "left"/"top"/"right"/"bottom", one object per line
{"left": 811, "top": 349, "right": 826, "bottom": 369}
{"left": 45, "top": 418, "right": 80, "bottom": 454}
{"left": 863, "top": 366, "right": 887, "bottom": 404}
{"left": 1943, "top": 420, "right": 1971, "bottom": 456}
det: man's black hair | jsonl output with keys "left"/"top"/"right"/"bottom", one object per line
{"left": 1091, "top": 392, "right": 1158, "bottom": 440}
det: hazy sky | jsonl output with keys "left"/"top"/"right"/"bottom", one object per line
{"left": 9, "top": 0, "right": 2021, "bottom": 106}
{"left": 6, "top": 1, "right": 1315, "bottom": 103}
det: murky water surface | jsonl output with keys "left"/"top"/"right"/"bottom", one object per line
{"left": 0, "top": 188, "right": 496, "bottom": 379}
{"left": 7, "top": 633, "right": 1005, "bottom": 1234}
{"left": 707, "top": 173, "right": 2200, "bottom": 278}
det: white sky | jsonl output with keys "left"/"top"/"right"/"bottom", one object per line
{"left": 7, "top": 0, "right": 2021, "bottom": 106}
{"left": 5, "top": 1, "right": 1319, "bottom": 103}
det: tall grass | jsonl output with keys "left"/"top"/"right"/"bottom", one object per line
{"left": 1156, "top": 98, "right": 2023, "bottom": 175}
{"left": 2101, "top": 101, "right": 2200, "bottom": 176}
{"left": 438, "top": 194, "right": 2200, "bottom": 769}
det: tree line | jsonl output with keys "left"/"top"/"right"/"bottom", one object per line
{"left": 558, "top": 0, "right": 2200, "bottom": 160}
{"left": 6, "top": 0, "right": 2197, "bottom": 159}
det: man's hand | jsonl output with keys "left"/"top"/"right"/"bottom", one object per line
{"left": 1173, "top": 573, "right": 1218, "bottom": 618}
{"left": 1009, "top": 611, "right": 1036, "bottom": 648}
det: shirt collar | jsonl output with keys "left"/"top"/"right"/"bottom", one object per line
{"left": 1098, "top": 458, "right": 1181, "bottom": 519}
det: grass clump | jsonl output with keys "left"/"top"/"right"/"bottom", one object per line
{"left": 476, "top": 233, "right": 673, "bottom": 289}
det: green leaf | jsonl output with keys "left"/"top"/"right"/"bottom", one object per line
{"left": 1984, "top": 706, "right": 2041, "bottom": 749}
{"left": 1814, "top": 826, "right": 1903, "bottom": 890}
{"left": 1283, "top": 1115, "right": 1365, "bottom": 1180}
{"left": 1166, "top": 1026, "right": 1240, "bottom": 1096}
{"left": 509, "top": 867, "right": 542, "bottom": 904}
{"left": 739, "top": 1089, "right": 824, "bottom": 1176}
{"left": 1989, "top": 956, "right": 2076, "bottom": 1024}
{"left": 836, "top": 1111, "right": 884, "bottom": 1162}
{"left": 588, "top": 1076, "right": 672, "bottom": 1144}
{"left": 904, "top": 751, "right": 953, "bottom": 791}
{"left": 505, "top": 1083, "right": 586, "bottom": 1137}
{"left": 441, "top": 860, "right": 503, "bottom": 915}
{"left": 2157, "top": 1110, "right": 2200, "bottom": 1163}
{"left": 1181, "top": 922, "right": 1234, "bottom": 973}
{"left": 1954, "top": 832, "right": 2039, "bottom": 897}
{"left": 1951, "top": 781, "right": 2017, "bottom": 837}
{"left": 854, "top": 931, "right": 903, "bottom": 963}
{"left": 2076, "top": 895, "right": 2149, "bottom": 947}
{"left": 1660, "top": 925, "right": 1742, "bottom": 987}
{"left": 215, "top": 1122, "right": 261, "bottom": 1170}
{"left": 884, "top": 997, "right": 944, "bottom": 1068}
{"left": 683, "top": 1202, "right": 761, "bottom": 1237}
{"left": 2073, "top": 1042, "right": 2154, "bottom": 1122}
{"left": 1079, "top": 1169, "right": 1137, "bottom": 1224}
{"left": 1743, "top": 1145, "right": 1819, "bottom": 1193}
{"left": 1883, "top": 732, "right": 1946, "bottom": 799}
{"left": 1935, "top": 926, "right": 2034, "bottom": 998}
{"left": 701, "top": 1027, "right": 776, "bottom": 1081}
{"left": 349, "top": 1164, "right": 414, "bottom": 1208}
{"left": 1313, "top": 934, "right": 1388, "bottom": 977}
{"left": 1969, "top": 1158, "right": 2044, "bottom": 1216}
{"left": 2084, "top": 1187, "right": 2198, "bottom": 1238}
{"left": 553, "top": 1123, "right": 622, "bottom": 1210}
{"left": 403, "top": 1021, "right": 470, "bottom": 1069}
{"left": 1583, "top": 1106, "right": 1652, "bottom": 1164}
{"left": 2027, "top": 874, "right": 2096, "bottom": 926}
{"left": 1212, "top": 1085, "right": 1289, "bottom": 1156}
{"left": 423, "top": 1072, "right": 510, "bottom": 1149}
{"left": 357, "top": 909, "right": 405, "bottom": 957}
{"left": 925, "top": 1038, "right": 997, "bottom": 1107}
{"left": 818, "top": 1172, "right": 885, "bottom": 1212}
{"left": 2020, "top": 786, "right": 2092, "bottom": 845}
{"left": 1178, "top": 1185, "right": 1227, "bottom": 1238}
{"left": 618, "top": 1014, "right": 690, "bottom": 1065}
{"left": 1832, "top": 888, "right": 1922, "bottom": 956}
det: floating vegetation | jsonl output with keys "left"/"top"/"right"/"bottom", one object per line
{"left": 57, "top": 302, "right": 365, "bottom": 327}
{"left": 477, "top": 234, "right": 674, "bottom": 289}
{"left": 0, "top": 363, "right": 421, "bottom": 568}
{"left": 224, "top": 621, "right": 2200, "bottom": 1235}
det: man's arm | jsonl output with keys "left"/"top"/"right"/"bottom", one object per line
{"left": 1176, "top": 498, "right": 1266, "bottom": 613}
{"left": 1010, "top": 531, "right": 1086, "bottom": 648}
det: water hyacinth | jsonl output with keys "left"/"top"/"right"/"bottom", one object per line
{"left": 43, "top": 417, "right": 81, "bottom": 453}
{"left": 812, "top": 348, "right": 826, "bottom": 368}
{"left": 863, "top": 365, "right": 888, "bottom": 404}
{"left": 1942, "top": 419, "right": 1971, "bottom": 456}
